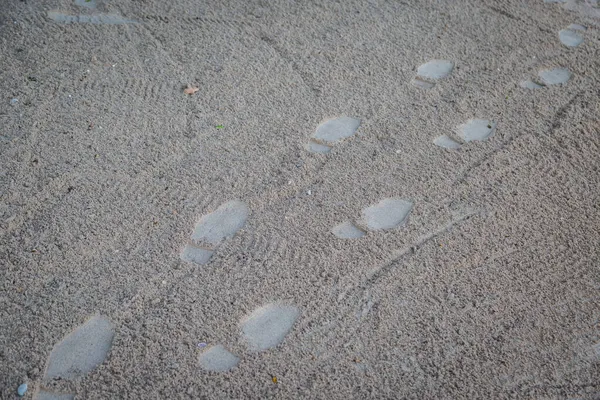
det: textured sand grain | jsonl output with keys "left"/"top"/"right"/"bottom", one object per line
{"left": 1, "top": 0, "right": 599, "bottom": 398}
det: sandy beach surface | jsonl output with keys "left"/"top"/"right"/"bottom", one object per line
{"left": 1, "top": 0, "right": 599, "bottom": 398}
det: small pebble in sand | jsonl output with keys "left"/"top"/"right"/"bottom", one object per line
{"left": 307, "top": 190, "right": 311, "bottom": 195}
{"left": 17, "top": 383, "right": 27, "bottom": 396}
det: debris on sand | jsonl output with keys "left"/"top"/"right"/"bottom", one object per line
{"left": 184, "top": 86, "right": 199, "bottom": 95}
{"left": 17, "top": 383, "right": 28, "bottom": 396}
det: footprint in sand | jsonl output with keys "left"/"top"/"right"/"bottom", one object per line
{"left": 198, "top": 304, "right": 299, "bottom": 372}
{"left": 559, "top": 24, "right": 585, "bottom": 47}
{"left": 520, "top": 68, "right": 572, "bottom": 89}
{"left": 74, "top": 0, "right": 97, "bottom": 9}
{"left": 198, "top": 345, "right": 240, "bottom": 372}
{"left": 546, "top": 0, "right": 600, "bottom": 19}
{"left": 432, "top": 119, "right": 496, "bottom": 150}
{"left": 241, "top": 304, "right": 300, "bottom": 351}
{"left": 38, "top": 315, "right": 114, "bottom": 399}
{"left": 180, "top": 200, "right": 249, "bottom": 266}
{"left": 45, "top": 315, "right": 114, "bottom": 380}
{"left": 332, "top": 198, "right": 414, "bottom": 238}
{"left": 412, "top": 60, "right": 454, "bottom": 89}
{"left": 456, "top": 119, "right": 497, "bottom": 142}
{"left": 47, "top": 11, "right": 136, "bottom": 24}
{"left": 359, "top": 198, "right": 414, "bottom": 231}
{"left": 36, "top": 392, "right": 75, "bottom": 400}
{"left": 307, "top": 117, "right": 361, "bottom": 153}
{"left": 331, "top": 221, "right": 366, "bottom": 239}
{"left": 538, "top": 68, "right": 572, "bottom": 85}
{"left": 433, "top": 134, "right": 462, "bottom": 150}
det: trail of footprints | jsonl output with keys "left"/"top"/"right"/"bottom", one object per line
{"left": 519, "top": 21, "right": 585, "bottom": 90}
{"left": 179, "top": 203, "right": 299, "bottom": 371}
{"left": 30, "top": 0, "right": 590, "bottom": 396}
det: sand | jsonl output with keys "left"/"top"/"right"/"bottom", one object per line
{"left": 1, "top": 0, "right": 599, "bottom": 398}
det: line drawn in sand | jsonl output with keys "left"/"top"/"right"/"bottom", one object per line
{"left": 312, "top": 210, "right": 481, "bottom": 359}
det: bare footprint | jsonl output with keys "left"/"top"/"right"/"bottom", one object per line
{"left": 307, "top": 117, "right": 361, "bottom": 153}
{"left": 198, "top": 345, "right": 240, "bottom": 372}
{"left": 181, "top": 200, "right": 249, "bottom": 265}
{"left": 412, "top": 60, "right": 454, "bottom": 89}
{"left": 180, "top": 246, "right": 214, "bottom": 265}
{"left": 45, "top": 315, "right": 114, "bottom": 380}
{"left": 74, "top": 0, "right": 97, "bottom": 9}
{"left": 241, "top": 304, "right": 300, "bottom": 351}
{"left": 560, "top": 1, "right": 600, "bottom": 19}
{"left": 519, "top": 79, "right": 544, "bottom": 89}
{"left": 197, "top": 303, "right": 299, "bottom": 372}
{"left": 456, "top": 119, "right": 497, "bottom": 142}
{"left": 332, "top": 198, "right": 414, "bottom": 238}
{"left": 359, "top": 198, "right": 414, "bottom": 231}
{"left": 37, "top": 316, "right": 114, "bottom": 398}
{"left": 538, "top": 68, "right": 572, "bottom": 85}
{"left": 36, "top": 392, "right": 75, "bottom": 400}
{"left": 559, "top": 27, "right": 584, "bottom": 47}
{"left": 433, "top": 134, "right": 462, "bottom": 150}
{"left": 521, "top": 68, "right": 572, "bottom": 89}
{"left": 47, "top": 11, "right": 136, "bottom": 24}
{"left": 331, "top": 221, "right": 366, "bottom": 239}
